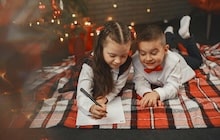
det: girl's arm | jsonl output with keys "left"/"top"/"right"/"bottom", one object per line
{"left": 76, "top": 64, "right": 95, "bottom": 115}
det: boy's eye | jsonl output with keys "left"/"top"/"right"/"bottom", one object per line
{"left": 139, "top": 51, "right": 146, "bottom": 56}
{"left": 151, "top": 50, "right": 158, "bottom": 55}
{"left": 121, "top": 55, "right": 127, "bottom": 58}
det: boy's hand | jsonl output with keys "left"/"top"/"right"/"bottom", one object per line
{"left": 139, "top": 91, "right": 161, "bottom": 107}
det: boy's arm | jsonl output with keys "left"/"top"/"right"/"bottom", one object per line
{"left": 153, "top": 64, "right": 182, "bottom": 101}
{"left": 133, "top": 70, "right": 153, "bottom": 97}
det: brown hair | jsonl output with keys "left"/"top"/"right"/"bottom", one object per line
{"left": 92, "top": 21, "right": 131, "bottom": 99}
{"left": 136, "top": 24, "right": 166, "bottom": 48}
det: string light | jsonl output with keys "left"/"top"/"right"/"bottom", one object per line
{"left": 146, "top": 8, "right": 151, "bottom": 13}
{"left": 163, "top": 19, "right": 168, "bottom": 23}
{"left": 57, "top": 19, "right": 61, "bottom": 25}
{"left": 107, "top": 16, "right": 113, "bottom": 21}
{"left": 72, "top": 14, "right": 76, "bottom": 18}
{"left": 65, "top": 33, "right": 69, "bottom": 37}
{"left": 84, "top": 21, "right": 91, "bottom": 26}
{"left": 25, "top": 0, "right": 94, "bottom": 50}
{"left": 51, "top": 19, "right": 55, "bottom": 23}
{"left": 130, "top": 22, "right": 135, "bottom": 26}
{"left": 113, "top": 4, "right": 117, "bottom": 8}
{"left": 74, "top": 20, "right": 78, "bottom": 24}
{"left": 60, "top": 37, "right": 64, "bottom": 42}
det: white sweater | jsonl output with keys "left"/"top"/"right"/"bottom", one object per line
{"left": 132, "top": 50, "right": 195, "bottom": 101}
{"left": 77, "top": 63, "right": 131, "bottom": 115}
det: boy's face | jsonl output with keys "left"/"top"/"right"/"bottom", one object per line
{"left": 103, "top": 37, "right": 131, "bottom": 69}
{"left": 138, "top": 40, "right": 169, "bottom": 70}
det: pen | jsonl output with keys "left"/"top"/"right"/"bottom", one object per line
{"left": 80, "top": 88, "right": 102, "bottom": 107}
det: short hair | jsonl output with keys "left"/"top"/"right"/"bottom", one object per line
{"left": 136, "top": 24, "right": 166, "bottom": 46}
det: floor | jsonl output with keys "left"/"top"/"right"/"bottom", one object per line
{"left": 0, "top": 10, "right": 220, "bottom": 140}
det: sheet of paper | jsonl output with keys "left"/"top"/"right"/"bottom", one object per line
{"left": 76, "top": 96, "right": 125, "bottom": 126}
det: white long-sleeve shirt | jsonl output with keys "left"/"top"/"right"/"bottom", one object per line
{"left": 132, "top": 50, "right": 195, "bottom": 101}
{"left": 77, "top": 62, "right": 131, "bottom": 115}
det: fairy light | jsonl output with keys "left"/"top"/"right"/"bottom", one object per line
{"left": 107, "top": 16, "right": 113, "bottom": 21}
{"left": 90, "top": 32, "right": 94, "bottom": 36}
{"left": 146, "top": 8, "right": 151, "bottom": 13}
{"left": 84, "top": 21, "right": 91, "bottom": 26}
{"left": 72, "top": 14, "right": 76, "bottom": 18}
{"left": 60, "top": 37, "right": 64, "bottom": 42}
{"left": 74, "top": 20, "right": 78, "bottom": 24}
{"left": 130, "top": 22, "right": 135, "bottom": 26}
{"left": 113, "top": 4, "right": 117, "bottom": 8}
{"left": 163, "top": 19, "right": 168, "bottom": 23}
{"left": 51, "top": 19, "right": 55, "bottom": 23}
{"left": 57, "top": 19, "right": 61, "bottom": 24}
{"left": 96, "top": 30, "right": 100, "bottom": 35}
{"left": 65, "top": 33, "right": 69, "bottom": 37}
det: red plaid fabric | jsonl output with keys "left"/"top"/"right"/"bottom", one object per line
{"left": 9, "top": 43, "right": 220, "bottom": 129}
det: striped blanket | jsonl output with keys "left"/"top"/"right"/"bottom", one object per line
{"left": 11, "top": 43, "right": 220, "bottom": 129}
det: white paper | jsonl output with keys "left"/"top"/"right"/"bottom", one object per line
{"left": 76, "top": 96, "right": 125, "bottom": 126}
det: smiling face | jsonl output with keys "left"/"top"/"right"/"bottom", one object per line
{"left": 103, "top": 37, "right": 131, "bottom": 69}
{"left": 138, "top": 39, "right": 169, "bottom": 69}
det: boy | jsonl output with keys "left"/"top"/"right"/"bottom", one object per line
{"left": 132, "top": 24, "right": 195, "bottom": 108}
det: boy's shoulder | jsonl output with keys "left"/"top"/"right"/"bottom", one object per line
{"left": 131, "top": 51, "right": 140, "bottom": 62}
{"left": 165, "top": 50, "right": 181, "bottom": 64}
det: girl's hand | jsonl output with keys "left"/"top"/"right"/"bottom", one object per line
{"left": 89, "top": 104, "right": 107, "bottom": 119}
{"left": 96, "top": 96, "right": 108, "bottom": 105}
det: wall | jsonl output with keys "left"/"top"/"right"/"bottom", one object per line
{"left": 85, "top": 0, "right": 193, "bottom": 26}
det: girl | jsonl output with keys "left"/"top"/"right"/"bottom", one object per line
{"left": 77, "top": 21, "right": 132, "bottom": 119}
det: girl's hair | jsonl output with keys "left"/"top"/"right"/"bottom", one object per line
{"left": 136, "top": 24, "right": 166, "bottom": 46}
{"left": 92, "top": 21, "right": 132, "bottom": 99}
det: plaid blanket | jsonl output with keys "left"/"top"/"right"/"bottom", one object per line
{"left": 11, "top": 43, "right": 220, "bottom": 129}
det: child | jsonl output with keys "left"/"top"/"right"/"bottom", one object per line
{"left": 165, "top": 15, "right": 203, "bottom": 70}
{"left": 77, "top": 21, "right": 132, "bottom": 119}
{"left": 132, "top": 23, "right": 195, "bottom": 108}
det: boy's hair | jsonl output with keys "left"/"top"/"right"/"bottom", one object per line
{"left": 92, "top": 21, "right": 132, "bottom": 98}
{"left": 136, "top": 24, "right": 166, "bottom": 46}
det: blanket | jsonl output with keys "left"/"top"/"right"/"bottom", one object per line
{"left": 10, "top": 43, "right": 220, "bottom": 129}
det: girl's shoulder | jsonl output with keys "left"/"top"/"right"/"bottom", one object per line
{"left": 118, "top": 56, "right": 132, "bottom": 76}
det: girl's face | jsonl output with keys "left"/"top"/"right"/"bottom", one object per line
{"left": 138, "top": 40, "right": 169, "bottom": 69}
{"left": 103, "top": 37, "right": 131, "bottom": 69}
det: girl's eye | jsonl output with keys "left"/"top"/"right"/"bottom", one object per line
{"left": 109, "top": 54, "right": 116, "bottom": 57}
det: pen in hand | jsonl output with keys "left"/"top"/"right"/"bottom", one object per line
{"left": 80, "top": 88, "right": 107, "bottom": 114}
{"left": 80, "top": 88, "right": 102, "bottom": 107}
